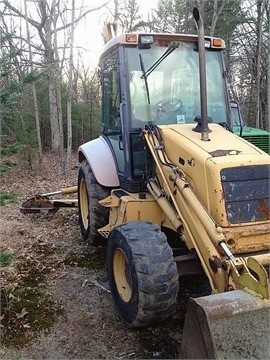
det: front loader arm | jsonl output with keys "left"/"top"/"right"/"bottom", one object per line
{"left": 143, "top": 126, "right": 227, "bottom": 293}
{"left": 143, "top": 126, "right": 270, "bottom": 299}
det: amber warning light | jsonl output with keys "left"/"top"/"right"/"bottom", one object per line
{"left": 126, "top": 34, "right": 137, "bottom": 43}
{"left": 213, "top": 38, "right": 222, "bottom": 47}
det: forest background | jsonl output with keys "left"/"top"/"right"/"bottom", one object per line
{"left": 1, "top": 0, "right": 269, "bottom": 174}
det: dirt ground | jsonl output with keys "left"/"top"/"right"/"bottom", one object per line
{"left": 0, "top": 152, "right": 183, "bottom": 360}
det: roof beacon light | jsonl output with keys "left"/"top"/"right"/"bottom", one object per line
{"left": 140, "top": 35, "right": 154, "bottom": 46}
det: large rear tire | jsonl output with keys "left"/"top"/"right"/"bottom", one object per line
{"left": 78, "top": 160, "right": 111, "bottom": 246}
{"left": 106, "top": 221, "right": 179, "bottom": 327}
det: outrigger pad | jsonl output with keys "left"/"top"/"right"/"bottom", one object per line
{"left": 180, "top": 290, "right": 270, "bottom": 359}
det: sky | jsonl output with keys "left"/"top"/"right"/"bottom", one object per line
{"left": 1, "top": 0, "right": 158, "bottom": 72}
{"left": 75, "top": 0, "right": 158, "bottom": 69}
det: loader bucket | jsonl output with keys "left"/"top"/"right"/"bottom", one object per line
{"left": 180, "top": 290, "right": 270, "bottom": 359}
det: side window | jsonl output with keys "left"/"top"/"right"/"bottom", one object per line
{"left": 101, "top": 51, "right": 124, "bottom": 173}
{"left": 102, "top": 52, "right": 120, "bottom": 132}
{"left": 131, "top": 133, "right": 154, "bottom": 177}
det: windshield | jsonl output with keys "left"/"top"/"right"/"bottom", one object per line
{"left": 126, "top": 44, "right": 229, "bottom": 128}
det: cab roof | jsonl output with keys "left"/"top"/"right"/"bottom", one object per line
{"left": 100, "top": 32, "right": 226, "bottom": 59}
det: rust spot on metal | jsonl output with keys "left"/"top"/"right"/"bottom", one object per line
{"left": 21, "top": 195, "right": 55, "bottom": 213}
{"left": 209, "top": 256, "right": 225, "bottom": 273}
{"left": 258, "top": 199, "right": 270, "bottom": 219}
{"left": 209, "top": 149, "right": 240, "bottom": 157}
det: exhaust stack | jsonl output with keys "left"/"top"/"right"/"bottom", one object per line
{"left": 193, "top": 7, "right": 210, "bottom": 141}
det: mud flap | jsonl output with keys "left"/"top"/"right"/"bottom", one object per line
{"left": 180, "top": 290, "right": 270, "bottom": 359}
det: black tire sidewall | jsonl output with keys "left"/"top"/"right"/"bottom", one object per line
{"left": 106, "top": 221, "right": 179, "bottom": 327}
{"left": 106, "top": 229, "right": 139, "bottom": 326}
{"left": 78, "top": 163, "right": 89, "bottom": 240}
{"left": 78, "top": 160, "right": 111, "bottom": 246}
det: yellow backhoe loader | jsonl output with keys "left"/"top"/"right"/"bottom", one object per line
{"left": 78, "top": 8, "right": 270, "bottom": 358}
{"left": 22, "top": 7, "right": 270, "bottom": 359}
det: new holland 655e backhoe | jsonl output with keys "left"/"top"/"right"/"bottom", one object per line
{"left": 77, "top": 8, "right": 270, "bottom": 359}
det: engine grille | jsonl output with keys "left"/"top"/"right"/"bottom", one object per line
{"left": 242, "top": 134, "right": 270, "bottom": 154}
{"left": 221, "top": 165, "right": 270, "bottom": 224}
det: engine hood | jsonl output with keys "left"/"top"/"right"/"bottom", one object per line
{"left": 157, "top": 123, "right": 270, "bottom": 227}
{"left": 159, "top": 123, "right": 267, "bottom": 157}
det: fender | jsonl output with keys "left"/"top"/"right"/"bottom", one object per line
{"left": 78, "top": 136, "right": 120, "bottom": 187}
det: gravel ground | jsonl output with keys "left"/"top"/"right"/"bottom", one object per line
{"left": 0, "top": 152, "right": 182, "bottom": 360}
{"left": 1, "top": 151, "right": 267, "bottom": 360}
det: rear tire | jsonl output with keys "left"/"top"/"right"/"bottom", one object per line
{"left": 106, "top": 221, "right": 179, "bottom": 327}
{"left": 78, "top": 160, "right": 111, "bottom": 246}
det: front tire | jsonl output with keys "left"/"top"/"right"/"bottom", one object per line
{"left": 78, "top": 160, "right": 111, "bottom": 246}
{"left": 106, "top": 221, "right": 179, "bottom": 327}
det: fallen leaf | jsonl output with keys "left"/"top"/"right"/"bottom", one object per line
{"left": 16, "top": 308, "right": 28, "bottom": 319}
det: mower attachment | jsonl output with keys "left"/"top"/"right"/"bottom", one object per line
{"left": 21, "top": 186, "right": 78, "bottom": 213}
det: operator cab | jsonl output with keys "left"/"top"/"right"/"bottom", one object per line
{"left": 99, "top": 33, "right": 231, "bottom": 192}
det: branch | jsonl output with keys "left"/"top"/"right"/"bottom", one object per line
{"left": 2, "top": 0, "right": 41, "bottom": 29}
{"left": 55, "top": 2, "right": 110, "bottom": 33}
{"left": 210, "top": 0, "right": 225, "bottom": 37}
{"left": 3, "top": 0, "right": 110, "bottom": 35}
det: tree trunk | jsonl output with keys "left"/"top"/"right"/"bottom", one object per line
{"left": 52, "top": 0, "right": 65, "bottom": 173}
{"left": 66, "top": 0, "right": 75, "bottom": 174}
{"left": 255, "top": 0, "right": 265, "bottom": 128}
{"left": 48, "top": 69, "right": 62, "bottom": 153}
{"left": 266, "top": 4, "right": 270, "bottom": 126}
{"left": 210, "top": 0, "right": 225, "bottom": 37}
{"left": 24, "top": 0, "right": 43, "bottom": 169}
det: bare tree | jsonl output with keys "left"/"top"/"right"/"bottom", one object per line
{"left": 23, "top": 0, "right": 43, "bottom": 169}
{"left": 210, "top": 0, "right": 225, "bottom": 36}
{"left": 50, "top": 0, "right": 65, "bottom": 171}
{"left": 255, "top": 0, "right": 266, "bottom": 128}
{"left": 66, "top": 0, "right": 75, "bottom": 173}
{"left": 2, "top": 0, "right": 108, "bottom": 169}
{"left": 195, "top": 0, "right": 226, "bottom": 36}
{"left": 105, "top": 0, "right": 141, "bottom": 36}
{"left": 266, "top": 3, "right": 270, "bottom": 125}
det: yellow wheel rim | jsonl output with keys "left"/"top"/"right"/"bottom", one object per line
{"left": 79, "top": 179, "right": 89, "bottom": 230}
{"left": 113, "top": 248, "right": 132, "bottom": 302}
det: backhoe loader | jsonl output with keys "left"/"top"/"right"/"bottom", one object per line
{"left": 77, "top": 8, "right": 270, "bottom": 359}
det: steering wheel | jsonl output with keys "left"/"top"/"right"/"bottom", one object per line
{"left": 155, "top": 98, "right": 183, "bottom": 114}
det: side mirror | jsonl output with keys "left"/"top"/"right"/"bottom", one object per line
{"left": 230, "top": 100, "right": 245, "bottom": 137}
{"left": 230, "top": 101, "right": 244, "bottom": 125}
{"left": 119, "top": 135, "right": 123, "bottom": 150}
